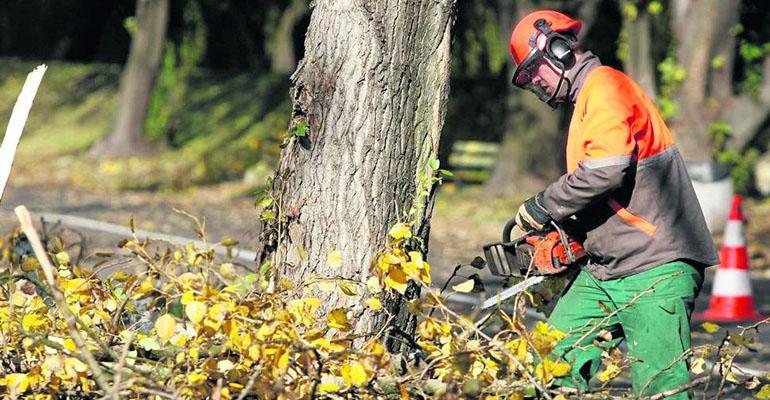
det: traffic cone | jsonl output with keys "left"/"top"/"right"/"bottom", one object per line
{"left": 694, "top": 195, "right": 763, "bottom": 321}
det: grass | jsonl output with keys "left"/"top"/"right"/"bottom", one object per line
{"left": 0, "top": 58, "right": 290, "bottom": 191}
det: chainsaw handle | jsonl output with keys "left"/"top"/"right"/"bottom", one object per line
{"left": 550, "top": 221, "right": 576, "bottom": 263}
{"left": 503, "top": 218, "right": 518, "bottom": 242}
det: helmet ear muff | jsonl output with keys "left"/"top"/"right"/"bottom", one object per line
{"left": 534, "top": 18, "right": 576, "bottom": 70}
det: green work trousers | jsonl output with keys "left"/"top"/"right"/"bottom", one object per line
{"left": 548, "top": 261, "right": 704, "bottom": 399}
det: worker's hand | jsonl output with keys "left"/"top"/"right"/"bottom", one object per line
{"left": 515, "top": 192, "right": 551, "bottom": 232}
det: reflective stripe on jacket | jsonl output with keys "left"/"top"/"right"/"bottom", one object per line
{"left": 542, "top": 66, "right": 719, "bottom": 280}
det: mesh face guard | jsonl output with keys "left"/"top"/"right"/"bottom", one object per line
{"left": 511, "top": 53, "right": 570, "bottom": 109}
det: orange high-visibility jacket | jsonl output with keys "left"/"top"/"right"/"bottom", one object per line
{"left": 541, "top": 66, "right": 719, "bottom": 279}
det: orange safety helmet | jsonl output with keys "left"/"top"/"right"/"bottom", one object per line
{"left": 509, "top": 10, "right": 582, "bottom": 107}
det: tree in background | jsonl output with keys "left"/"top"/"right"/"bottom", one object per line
{"left": 264, "top": 0, "right": 308, "bottom": 73}
{"left": 482, "top": 0, "right": 602, "bottom": 195}
{"left": 257, "top": 0, "right": 456, "bottom": 351}
{"left": 90, "top": 0, "right": 170, "bottom": 158}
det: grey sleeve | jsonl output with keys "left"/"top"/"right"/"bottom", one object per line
{"left": 541, "top": 157, "right": 632, "bottom": 220}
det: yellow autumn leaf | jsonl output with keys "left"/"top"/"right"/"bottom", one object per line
{"left": 318, "top": 382, "right": 341, "bottom": 392}
{"left": 701, "top": 322, "right": 720, "bottom": 333}
{"left": 452, "top": 279, "right": 475, "bottom": 293}
{"left": 598, "top": 363, "right": 622, "bottom": 382}
{"left": 63, "top": 338, "right": 77, "bottom": 352}
{"left": 384, "top": 265, "right": 409, "bottom": 294}
{"left": 535, "top": 360, "right": 554, "bottom": 382}
{"left": 552, "top": 362, "right": 571, "bottom": 377}
{"left": 756, "top": 384, "right": 770, "bottom": 399}
{"left": 408, "top": 251, "right": 424, "bottom": 267}
{"left": 366, "top": 297, "right": 382, "bottom": 311}
{"left": 341, "top": 361, "right": 369, "bottom": 387}
{"left": 318, "top": 375, "right": 342, "bottom": 393}
{"left": 327, "top": 250, "right": 343, "bottom": 268}
{"left": 185, "top": 301, "right": 207, "bottom": 324}
{"left": 180, "top": 290, "right": 195, "bottom": 305}
{"left": 402, "top": 261, "right": 420, "bottom": 279}
{"left": 217, "top": 359, "right": 235, "bottom": 373}
{"left": 134, "top": 276, "right": 154, "bottom": 297}
{"left": 381, "top": 251, "right": 404, "bottom": 265}
{"left": 60, "top": 278, "right": 89, "bottom": 293}
{"left": 366, "top": 276, "right": 382, "bottom": 293}
{"left": 187, "top": 372, "right": 207, "bottom": 385}
{"left": 55, "top": 251, "right": 71, "bottom": 265}
{"left": 5, "top": 373, "right": 30, "bottom": 394}
{"left": 22, "top": 314, "right": 48, "bottom": 331}
{"left": 691, "top": 357, "right": 706, "bottom": 374}
{"left": 388, "top": 223, "right": 412, "bottom": 240}
{"left": 328, "top": 308, "right": 352, "bottom": 331}
{"left": 219, "top": 263, "right": 236, "bottom": 279}
{"left": 420, "top": 261, "right": 432, "bottom": 285}
{"left": 155, "top": 314, "right": 176, "bottom": 344}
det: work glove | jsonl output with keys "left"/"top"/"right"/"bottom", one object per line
{"left": 515, "top": 192, "right": 552, "bottom": 232}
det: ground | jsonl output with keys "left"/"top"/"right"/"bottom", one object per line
{"left": 1, "top": 180, "right": 770, "bottom": 397}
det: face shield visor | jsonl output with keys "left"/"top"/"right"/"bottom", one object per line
{"left": 511, "top": 48, "right": 570, "bottom": 109}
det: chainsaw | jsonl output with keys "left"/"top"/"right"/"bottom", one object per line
{"left": 480, "top": 219, "right": 586, "bottom": 310}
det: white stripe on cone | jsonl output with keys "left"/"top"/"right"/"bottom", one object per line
{"left": 711, "top": 269, "right": 753, "bottom": 297}
{"left": 722, "top": 220, "right": 747, "bottom": 247}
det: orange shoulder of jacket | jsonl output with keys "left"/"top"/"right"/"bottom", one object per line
{"left": 580, "top": 66, "right": 639, "bottom": 106}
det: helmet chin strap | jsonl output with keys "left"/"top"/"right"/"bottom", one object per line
{"left": 544, "top": 67, "right": 572, "bottom": 109}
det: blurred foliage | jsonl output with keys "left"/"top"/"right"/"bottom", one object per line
{"left": 3, "top": 0, "right": 770, "bottom": 191}
{"left": 0, "top": 59, "right": 290, "bottom": 190}
{"left": 656, "top": 55, "right": 686, "bottom": 120}
{"left": 708, "top": 121, "right": 761, "bottom": 194}
{"left": 451, "top": 0, "right": 507, "bottom": 78}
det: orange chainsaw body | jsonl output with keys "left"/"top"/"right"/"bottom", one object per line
{"left": 483, "top": 221, "right": 586, "bottom": 277}
{"left": 524, "top": 230, "right": 586, "bottom": 275}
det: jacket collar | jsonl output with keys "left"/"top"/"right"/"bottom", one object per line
{"left": 566, "top": 51, "right": 602, "bottom": 104}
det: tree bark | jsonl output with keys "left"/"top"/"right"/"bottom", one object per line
{"left": 257, "top": 0, "right": 456, "bottom": 352}
{"left": 90, "top": 0, "right": 169, "bottom": 158}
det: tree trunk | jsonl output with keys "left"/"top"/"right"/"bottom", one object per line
{"left": 267, "top": 0, "right": 308, "bottom": 74}
{"left": 669, "top": 0, "right": 745, "bottom": 163}
{"left": 622, "top": 10, "right": 657, "bottom": 98}
{"left": 90, "top": 0, "right": 169, "bottom": 158}
{"left": 486, "top": 0, "right": 600, "bottom": 196}
{"left": 257, "top": 0, "right": 456, "bottom": 352}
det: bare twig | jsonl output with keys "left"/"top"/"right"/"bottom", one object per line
{"left": 566, "top": 272, "right": 683, "bottom": 354}
{"left": 15, "top": 205, "right": 110, "bottom": 392}
{"left": 639, "top": 375, "right": 711, "bottom": 400}
{"left": 111, "top": 330, "right": 136, "bottom": 399}
{"left": 639, "top": 348, "right": 693, "bottom": 396}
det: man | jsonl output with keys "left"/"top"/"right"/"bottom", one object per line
{"left": 508, "top": 9, "right": 719, "bottom": 399}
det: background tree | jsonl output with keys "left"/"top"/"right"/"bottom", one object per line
{"left": 482, "top": 0, "right": 603, "bottom": 195}
{"left": 257, "top": 0, "right": 456, "bottom": 351}
{"left": 264, "top": 0, "right": 308, "bottom": 73}
{"left": 90, "top": 0, "right": 170, "bottom": 157}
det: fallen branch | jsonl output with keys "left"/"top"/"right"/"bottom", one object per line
{"left": 639, "top": 376, "right": 711, "bottom": 400}
{"left": 14, "top": 204, "right": 111, "bottom": 392}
